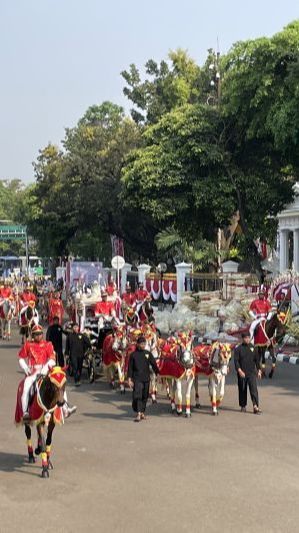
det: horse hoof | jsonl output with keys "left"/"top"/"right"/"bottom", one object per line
{"left": 41, "top": 469, "right": 49, "bottom": 479}
{"left": 195, "top": 403, "right": 201, "bottom": 409}
{"left": 28, "top": 455, "right": 35, "bottom": 464}
{"left": 176, "top": 411, "right": 182, "bottom": 416}
{"left": 48, "top": 460, "right": 54, "bottom": 470}
{"left": 185, "top": 413, "right": 191, "bottom": 418}
{"left": 35, "top": 446, "right": 41, "bottom": 456}
{"left": 269, "top": 371, "right": 274, "bottom": 379}
{"left": 152, "top": 399, "right": 157, "bottom": 404}
{"left": 212, "top": 411, "right": 217, "bottom": 416}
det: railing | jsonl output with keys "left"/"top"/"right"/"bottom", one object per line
{"left": 185, "top": 273, "right": 223, "bottom": 293}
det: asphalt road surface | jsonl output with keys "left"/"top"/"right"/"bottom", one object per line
{"left": 1, "top": 329, "right": 299, "bottom": 533}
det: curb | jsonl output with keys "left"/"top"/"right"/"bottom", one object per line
{"left": 265, "top": 351, "right": 299, "bottom": 365}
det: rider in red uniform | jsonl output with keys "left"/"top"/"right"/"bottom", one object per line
{"left": 94, "top": 291, "right": 116, "bottom": 317}
{"left": 135, "top": 282, "right": 149, "bottom": 303}
{"left": 0, "top": 282, "right": 13, "bottom": 319}
{"left": 20, "top": 287, "right": 37, "bottom": 308}
{"left": 249, "top": 290, "right": 272, "bottom": 340}
{"left": 106, "top": 277, "right": 117, "bottom": 297}
{"left": 19, "top": 324, "right": 56, "bottom": 420}
{"left": 18, "top": 324, "right": 76, "bottom": 421}
{"left": 122, "top": 283, "right": 136, "bottom": 307}
{"left": 48, "top": 291, "right": 64, "bottom": 325}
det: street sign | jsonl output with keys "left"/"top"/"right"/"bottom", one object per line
{"left": 0, "top": 225, "right": 27, "bottom": 241}
{"left": 111, "top": 256, "right": 125, "bottom": 270}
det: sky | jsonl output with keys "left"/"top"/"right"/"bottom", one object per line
{"left": 0, "top": 0, "right": 298, "bottom": 183}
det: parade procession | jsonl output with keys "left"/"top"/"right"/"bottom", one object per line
{"left": 2, "top": 4, "right": 299, "bottom": 533}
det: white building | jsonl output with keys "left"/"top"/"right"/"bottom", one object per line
{"left": 278, "top": 183, "right": 299, "bottom": 272}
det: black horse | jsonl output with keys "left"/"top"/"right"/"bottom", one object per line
{"left": 20, "top": 368, "right": 67, "bottom": 478}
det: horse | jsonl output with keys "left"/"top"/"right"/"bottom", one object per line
{"left": 15, "top": 366, "right": 67, "bottom": 478}
{"left": 194, "top": 342, "right": 232, "bottom": 415}
{"left": 102, "top": 325, "right": 128, "bottom": 392}
{"left": 253, "top": 309, "right": 288, "bottom": 378}
{"left": 123, "top": 305, "right": 139, "bottom": 327}
{"left": 19, "top": 304, "right": 39, "bottom": 343}
{"left": 0, "top": 298, "right": 15, "bottom": 340}
{"left": 158, "top": 332, "right": 195, "bottom": 417}
{"left": 138, "top": 300, "right": 155, "bottom": 325}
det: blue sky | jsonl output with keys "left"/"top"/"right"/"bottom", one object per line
{"left": 0, "top": 0, "right": 298, "bottom": 183}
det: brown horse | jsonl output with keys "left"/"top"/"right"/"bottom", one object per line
{"left": 254, "top": 310, "right": 288, "bottom": 378}
{"left": 15, "top": 366, "right": 67, "bottom": 478}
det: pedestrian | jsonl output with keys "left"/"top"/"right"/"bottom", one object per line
{"left": 234, "top": 332, "right": 262, "bottom": 414}
{"left": 128, "top": 336, "right": 159, "bottom": 422}
{"left": 65, "top": 323, "right": 91, "bottom": 386}
{"left": 46, "top": 316, "right": 66, "bottom": 367}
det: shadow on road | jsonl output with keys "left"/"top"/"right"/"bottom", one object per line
{"left": 0, "top": 451, "right": 40, "bottom": 477}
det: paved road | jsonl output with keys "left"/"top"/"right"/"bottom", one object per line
{"left": 1, "top": 330, "right": 299, "bottom": 533}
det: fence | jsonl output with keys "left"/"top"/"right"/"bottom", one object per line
{"left": 185, "top": 273, "right": 223, "bottom": 294}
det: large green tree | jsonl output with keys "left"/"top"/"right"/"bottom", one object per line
{"left": 122, "top": 24, "right": 299, "bottom": 271}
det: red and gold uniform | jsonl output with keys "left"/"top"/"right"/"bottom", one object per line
{"left": 48, "top": 296, "right": 64, "bottom": 325}
{"left": 0, "top": 286, "right": 12, "bottom": 299}
{"left": 135, "top": 288, "right": 149, "bottom": 302}
{"left": 249, "top": 298, "right": 272, "bottom": 319}
{"left": 0, "top": 286, "right": 14, "bottom": 319}
{"left": 94, "top": 300, "right": 115, "bottom": 316}
{"left": 19, "top": 339, "right": 55, "bottom": 369}
{"left": 106, "top": 282, "right": 116, "bottom": 297}
{"left": 20, "top": 291, "right": 37, "bottom": 307}
{"left": 18, "top": 331, "right": 56, "bottom": 416}
{"left": 122, "top": 292, "right": 136, "bottom": 307}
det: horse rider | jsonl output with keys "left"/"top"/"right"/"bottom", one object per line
{"left": 48, "top": 290, "right": 64, "bottom": 325}
{"left": 122, "top": 282, "right": 136, "bottom": 308}
{"left": 18, "top": 324, "right": 76, "bottom": 420}
{"left": 0, "top": 280, "right": 14, "bottom": 319}
{"left": 249, "top": 289, "right": 272, "bottom": 341}
{"left": 94, "top": 290, "right": 116, "bottom": 320}
{"left": 135, "top": 282, "right": 150, "bottom": 312}
{"left": 19, "top": 285, "right": 38, "bottom": 328}
{"left": 19, "top": 285, "right": 37, "bottom": 311}
{"left": 106, "top": 276, "right": 117, "bottom": 298}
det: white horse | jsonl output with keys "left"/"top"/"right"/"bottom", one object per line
{"left": 158, "top": 336, "right": 195, "bottom": 418}
{"left": 0, "top": 298, "right": 15, "bottom": 340}
{"left": 194, "top": 342, "right": 232, "bottom": 416}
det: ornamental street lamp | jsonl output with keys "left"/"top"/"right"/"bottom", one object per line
{"left": 157, "top": 262, "right": 167, "bottom": 311}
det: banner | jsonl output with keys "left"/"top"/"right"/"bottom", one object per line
{"left": 145, "top": 278, "right": 177, "bottom": 303}
{"left": 69, "top": 261, "right": 104, "bottom": 286}
{"left": 111, "top": 235, "right": 124, "bottom": 258}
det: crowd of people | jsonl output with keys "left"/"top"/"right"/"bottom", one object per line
{"left": 0, "top": 275, "right": 281, "bottom": 423}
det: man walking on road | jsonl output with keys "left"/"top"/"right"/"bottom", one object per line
{"left": 65, "top": 323, "right": 91, "bottom": 386}
{"left": 234, "top": 332, "right": 262, "bottom": 414}
{"left": 128, "top": 336, "right": 159, "bottom": 422}
{"left": 46, "top": 316, "right": 65, "bottom": 367}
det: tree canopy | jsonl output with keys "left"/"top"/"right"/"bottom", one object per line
{"left": 3, "top": 22, "right": 299, "bottom": 271}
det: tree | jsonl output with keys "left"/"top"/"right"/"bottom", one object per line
{"left": 122, "top": 103, "right": 235, "bottom": 243}
{"left": 24, "top": 102, "right": 160, "bottom": 262}
{"left": 121, "top": 49, "right": 202, "bottom": 124}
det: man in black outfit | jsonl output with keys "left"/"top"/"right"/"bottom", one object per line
{"left": 128, "top": 336, "right": 159, "bottom": 422}
{"left": 46, "top": 316, "right": 65, "bottom": 367}
{"left": 65, "top": 323, "right": 91, "bottom": 386}
{"left": 234, "top": 332, "right": 262, "bottom": 414}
